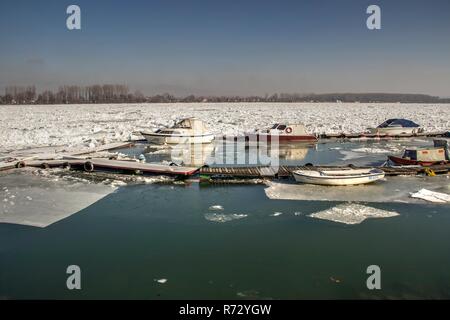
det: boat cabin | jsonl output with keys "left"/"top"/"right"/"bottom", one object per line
{"left": 402, "top": 147, "right": 446, "bottom": 162}
{"left": 266, "top": 123, "right": 309, "bottom": 135}
{"left": 173, "top": 117, "right": 209, "bottom": 131}
{"left": 434, "top": 138, "right": 450, "bottom": 160}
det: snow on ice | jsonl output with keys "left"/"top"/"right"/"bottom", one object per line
{"left": 1, "top": 103, "right": 449, "bottom": 154}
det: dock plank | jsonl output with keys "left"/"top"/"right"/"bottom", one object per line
{"left": 24, "top": 158, "right": 199, "bottom": 176}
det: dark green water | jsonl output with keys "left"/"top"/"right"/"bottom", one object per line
{"left": 1, "top": 182, "right": 450, "bottom": 299}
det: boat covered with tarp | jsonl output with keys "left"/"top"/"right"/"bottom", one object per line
{"left": 368, "top": 119, "right": 422, "bottom": 135}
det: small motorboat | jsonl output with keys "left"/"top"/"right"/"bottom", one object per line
{"left": 223, "top": 123, "right": 317, "bottom": 143}
{"left": 141, "top": 118, "right": 215, "bottom": 145}
{"left": 293, "top": 168, "right": 385, "bottom": 186}
{"left": 388, "top": 147, "right": 448, "bottom": 166}
{"left": 368, "top": 119, "right": 423, "bottom": 136}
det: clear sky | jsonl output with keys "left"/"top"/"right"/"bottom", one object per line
{"left": 1, "top": 0, "right": 450, "bottom": 96}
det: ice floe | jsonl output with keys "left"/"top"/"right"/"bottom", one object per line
{"left": 208, "top": 205, "right": 224, "bottom": 211}
{"left": 264, "top": 176, "right": 450, "bottom": 203}
{"left": 351, "top": 147, "right": 399, "bottom": 154}
{"left": 0, "top": 170, "right": 116, "bottom": 227}
{"left": 1, "top": 103, "right": 449, "bottom": 153}
{"left": 270, "top": 212, "right": 283, "bottom": 216}
{"left": 339, "top": 151, "right": 366, "bottom": 161}
{"left": 204, "top": 213, "right": 248, "bottom": 223}
{"left": 154, "top": 278, "right": 167, "bottom": 284}
{"left": 410, "top": 189, "right": 450, "bottom": 203}
{"left": 309, "top": 203, "right": 400, "bottom": 225}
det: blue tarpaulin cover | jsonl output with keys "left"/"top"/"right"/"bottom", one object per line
{"left": 377, "top": 118, "right": 420, "bottom": 128}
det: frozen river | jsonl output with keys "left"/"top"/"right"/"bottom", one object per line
{"left": 1, "top": 138, "right": 449, "bottom": 299}
{"left": 1, "top": 102, "right": 449, "bottom": 154}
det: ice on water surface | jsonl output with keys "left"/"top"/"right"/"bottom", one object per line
{"left": 410, "top": 189, "right": 450, "bottom": 203}
{"left": 208, "top": 205, "right": 224, "bottom": 211}
{"left": 0, "top": 170, "right": 116, "bottom": 227}
{"left": 1, "top": 103, "right": 449, "bottom": 153}
{"left": 270, "top": 212, "right": 283, "bottom": 217}
{"left": 265, "top": 176, "right": 450, "bottom": 204}
{"left": 204, "top": 213, "right": 248, "bottom": 223}
{"left": 309, "top": 203, "right": 400, "bottom": 225}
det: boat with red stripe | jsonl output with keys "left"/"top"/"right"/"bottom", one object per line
{"left": 223, "top": 123, "right": 318, "bottom": 143}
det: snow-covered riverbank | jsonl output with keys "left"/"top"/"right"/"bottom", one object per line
{"left": 1, "top": 103, "right": 449, "bottom": 153}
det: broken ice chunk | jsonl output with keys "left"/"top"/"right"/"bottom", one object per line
{"left": 204, "top": 213, "right": 247, "bottom": 223}
{"left": 410, "top": 189, "right": 450, "bottom": 203}
{"left": 208, "top": 205, "right": 224, "bottom": 211}
{"left": 154, "top": 278, "right": 167, "bottom": 284}
{"left": 309, "top": 203, "right": 399, "bottom": 225}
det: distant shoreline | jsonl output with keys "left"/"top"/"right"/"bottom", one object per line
{"left": 1, "top": 86, "right": 450, "bottom": 105}
{"left": 2, "top": 101, "right": 450, "bottom": 107}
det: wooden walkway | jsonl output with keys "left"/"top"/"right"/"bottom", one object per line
{"left": 317, "top": 131, "right": 448, "bottom": 140}
{"left": 23, "top": 158, "right": 199, "bottom": 176}
{"left": 200, "top": 164, "right": 450, "bottom": 178}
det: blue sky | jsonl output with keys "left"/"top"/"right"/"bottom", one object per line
{"left": 1, "top": 0, "right": 450, "bottom": 96}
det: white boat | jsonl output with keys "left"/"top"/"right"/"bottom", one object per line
{"left": 141, "top": 118, "right": 215, "bottom": 145}
{"left": 293, "top": 168, "right": 385, "bottom": 186}
{"left": 368, "top": 118, "right": 422, "bottom": 136}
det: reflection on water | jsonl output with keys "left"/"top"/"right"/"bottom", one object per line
{"left": 143, "top": 141, "right": 315, "bottom": 166}
{"left": 277, "top": 143, "right": 314, "bottom": 161}
{"left": 170, "top": 143, "right": 215, "bottom": 166}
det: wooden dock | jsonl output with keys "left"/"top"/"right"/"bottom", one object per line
{"left": 23, "top": 158, "right": 200, "bottom": 176}
{"left": 200, "top": 164, "right": 450, "bottom": 179}
{"left": 0, "top": 142, "right": 135, "bottom": 173}
{"left": 317, "top": 131, "right": 448, "bottom": 140}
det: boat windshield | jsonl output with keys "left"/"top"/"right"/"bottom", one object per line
{"left": 271, "top": 124, "right": 279, "bottom": 129}
{"left": 277, "top": 125, "right": 287, "bottom": 130}
{"left": 403, "top": 149, "right": 417, "bottom": 160}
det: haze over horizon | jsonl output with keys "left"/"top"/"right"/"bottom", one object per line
{"left": 1, "top": 0, "right": 450, "bottom": 97}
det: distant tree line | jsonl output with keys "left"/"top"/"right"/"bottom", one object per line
{"left": 1, "top": 85, "right": 449, "bottom": 104}
{"left": 0, "top": 84, "right": 145, "bottom": 104}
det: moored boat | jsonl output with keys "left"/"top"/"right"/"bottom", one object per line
{"left": 223, "top": 123, "right": 317, "bottom": 143}
{"left": 141, "top": 118, "right": 215, "bottom": 145}
{"left": 388, "top": 147, "right": 448, "bottom": 166}
{"left": 292, "top": 168, "right": 385, "bottom": 186}
{"left": 368, "top": 118, "right": 423, "bottom": 136}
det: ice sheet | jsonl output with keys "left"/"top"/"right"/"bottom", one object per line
{"left": 339, "top": 151, "right": 366, "bottom": 161}
{"left": 351, "top": 146, "right": 401, "bottom": 154}
{"left": 0, "top": 170, "right": 116, "bottom": 227}
{"left": 264, "top": 176, "right": 450, "bottom": 203}
{"left": 204, "top": 213, "right": 248, "bottom": 223}
{"left": 309, "top": 203, "right": 400, "bottom": 225}
{"left": 1, "top": 103, "right": 449, "bottom": 153}
{"left": 410, "top": 188, "right": 450, "bottom": 203}
{"left": 208, "top": 205, "right": 224, "bottom": 210}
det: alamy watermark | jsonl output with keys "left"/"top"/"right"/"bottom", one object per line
{"left": 367, "top": 5, "right": 381, "bottom": 30}
{"left": 66, "top": 265, "right": 81, "bottom": 290}
{"left": 366, "top": 265, "right": 381, "bottom": 290}
{"left": 66, "top": 5, "right": 81, "bottom": 30}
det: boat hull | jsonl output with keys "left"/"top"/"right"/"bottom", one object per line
{"left": 293, "top": 169, "right": 385, "bottom": 186}
{"left": 223, "top": 134, "right": 317, "bottom": 143}
{"left": 141, "top": 132, "right": 215, "bottom": 145}
{"left": 388, "top": 155, "right": 446, "bottom": 166}
{"left": 369, "top": 127, "right": 420, "bottom": 136}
